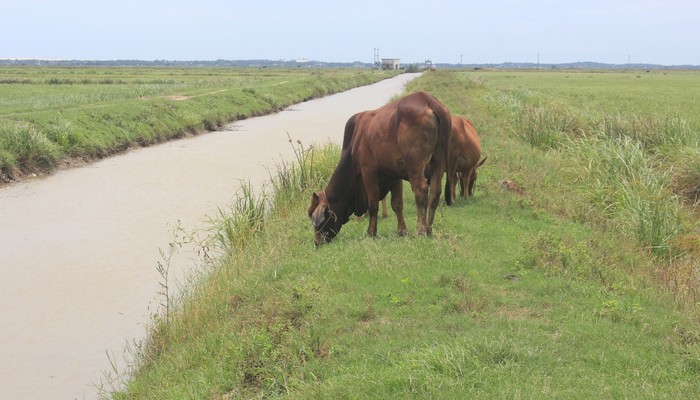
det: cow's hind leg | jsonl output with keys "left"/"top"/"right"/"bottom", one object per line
{"left": 388, "top": 180, "right": 407, "bottom": 236}
{"left": 407, "top": 172, "right": 430, "bottom": 235}
{"left": 425, "top": 162, "right": 444, "bottom": 236}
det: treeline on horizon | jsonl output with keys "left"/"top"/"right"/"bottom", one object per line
{"left": 1, "top": 58, "right": 698, "bottom": 70}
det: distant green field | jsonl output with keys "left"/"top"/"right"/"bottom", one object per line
{"left": 0, "top": 67, "right": 399, "bottom": 180}
{"left": 112, "top": 71, "right": 700, "bottom": 399}
{"left": 468, "top": 69, "right": 700, "bottom": 118}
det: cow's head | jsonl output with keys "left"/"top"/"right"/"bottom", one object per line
{"left": 468, "top": 157, "right": 487, "bottom": 197}
{"left": 308, "top": 191, "right": 342, "bottom": 247}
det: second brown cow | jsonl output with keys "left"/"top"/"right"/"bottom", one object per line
{"left": 446, "top": 115, "right": 486, "bottom": 203}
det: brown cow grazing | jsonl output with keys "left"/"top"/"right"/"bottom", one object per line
{"left": 308, "top": 91, "right": 453, "bottom": 246}
{"left": 446, "top": 115, "right": 486, "bottom": 202}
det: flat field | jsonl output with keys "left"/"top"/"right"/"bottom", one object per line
{"left": 0, "top": 67, "right": 399, "bottom": 180}
{"left": 468, "top": 69, "right": 700, "bottom": 117}
{"left": 113, "top": 71, "right": 700, "bottom": 399}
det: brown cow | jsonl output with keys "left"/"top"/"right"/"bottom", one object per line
{"left": 446, "top": 115, "right": 486, "bottom": 203}
{"left": 308, "top": 91, "right": 453, "bottom": 246}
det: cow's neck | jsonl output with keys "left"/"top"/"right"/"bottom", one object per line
{"left": 325, "top": 150, "right": 357, "bottom": 225}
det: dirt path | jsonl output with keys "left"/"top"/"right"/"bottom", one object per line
{"left": 0, "top": 73, "right": 419, "bottom": 400}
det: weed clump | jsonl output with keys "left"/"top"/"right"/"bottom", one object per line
{"left": 0, "top": 120, "right": 62, "bottom": 176}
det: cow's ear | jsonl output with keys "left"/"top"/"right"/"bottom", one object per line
{"left": 311, "top": 203, "right": 328, "bottom": 228}
{"left": 309, "top": 192, "right": 321, "bottom": 217}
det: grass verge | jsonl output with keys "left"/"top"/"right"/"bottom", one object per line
{"left": 109, "top": 71, "right": 699, "bottom": 399}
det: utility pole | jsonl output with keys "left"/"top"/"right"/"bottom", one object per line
{"left": 460, "top": 54, "right": 463, "bottom": 68}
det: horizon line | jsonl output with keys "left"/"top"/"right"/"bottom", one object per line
{"left": 1, "top": 58, "right": 698, "bottom": 68}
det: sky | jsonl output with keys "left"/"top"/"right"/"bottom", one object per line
{"left": 2, "top": 0, "right": 699, "bottom": 66}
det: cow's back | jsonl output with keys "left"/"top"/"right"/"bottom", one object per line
{"left": 349, "top": 91, "right": 450, "bottom": 180}
{"left": 452, "top": 115, "right": 481, "bottom": 169}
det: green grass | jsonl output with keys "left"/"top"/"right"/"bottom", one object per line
{"left": 457, "top": 70, "right": 699, "bottom": 257}
{"left": 0, "top": 67, "right": 400, "bottom": 179}
{"left": 108, "top": 71, "right": 700, "bottom": 399}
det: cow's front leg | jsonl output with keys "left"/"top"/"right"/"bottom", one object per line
{"left": 366, "top": 203, "right": 379, "bottom": 237}
{"left": 451, "top": 170, "right": 459, "bottom": 203}
{"left": 364, "top": 184, "right": 380, "bottom": 237}
{"left": 459, "top": 171, "right": 469, "bottom": 199}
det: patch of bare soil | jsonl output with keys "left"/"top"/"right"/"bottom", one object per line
{"left": 162, "top": 95, "right": 190, "bottom": 101}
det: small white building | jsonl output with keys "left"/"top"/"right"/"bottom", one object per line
{"left": 381, "top": 58, "right": 401, "bottom": 70}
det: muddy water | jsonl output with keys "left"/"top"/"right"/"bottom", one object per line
{"left": 0, "top": 73, "right": 419, "bottom": 399}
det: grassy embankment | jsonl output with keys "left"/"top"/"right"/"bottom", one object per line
{"left": 456, "top": 69, "right": 699, "bottom": 298}
{"left": 111, "top": 70, "right": 699, "bottom": 399}
{"left": 0, "top": 67, "right": 399, "bottom": 181}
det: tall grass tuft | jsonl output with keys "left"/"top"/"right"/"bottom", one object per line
{"left": 208, "top": 181, "right": 268, "bottom": 256}
{"left": 0, "top": 120, "right": 62, "bottom": 174}
{"left": 269, "top": 137, "right": 339, "bottom": 210}
{"left": 627, "top": 191, "right": 686, "bottom": 256}
{"left": 0, "top": 148, "right": 15, "bottom": 179}
{"left": 515, "top": 103, "right": 585, "bottom": 149}
{"left": 595, "top": 113, "right": 696, "bottom": 152}
{"left": 270, "top": 134, "right": 319, "bottom": 194}
{"left": 209, "top": 138, "right": 338, "bottom": 254}
{"left": 670, "top": 147, "right": 700, "bottom": 206}
{"left": 567, "top": 135, "right": 687, "bottom": 256}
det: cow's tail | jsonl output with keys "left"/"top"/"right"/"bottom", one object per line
{"left": 433, "top": 100, "right": 453, "bottom": 206}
